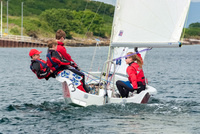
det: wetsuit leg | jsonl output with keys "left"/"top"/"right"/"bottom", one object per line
{"left": 116, "top": 80, "right": 126, "bottom": 97}
{"left": 137, "top": 82, "right": 146, "bottom": 94}
{"left": 54, "top": 65, "right": 69, "bottom": 75}
{"left": 45, "top": 73, "right": 56, "bottom": 80}
{"left": 116, "top": 80, "right": 135, "bottom": 98}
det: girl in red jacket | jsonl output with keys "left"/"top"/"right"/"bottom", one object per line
{"left": 116, "top": 52, "right": 146, "bottom": 98}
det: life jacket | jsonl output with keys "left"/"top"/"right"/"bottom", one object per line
{"left": 56, "top": 41, "right": 77, "bottom": 68}
{"left": 57, "top": 41, "right": 64, "bottom": 46}
{"left": 127, "top": 62, "right": 146, "bottom": 86}
{"left": 30, "top": 59, "right": 49, "bottom": 79}
{"left": 46, "top": 51, "right": 60, "bottom": 71}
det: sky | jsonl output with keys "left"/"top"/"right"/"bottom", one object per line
{"left": 93, "top": 0, "right": 115, "bottom": 5}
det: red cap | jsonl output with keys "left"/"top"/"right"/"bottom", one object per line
{"left": 29, "top": 49, "right": 42, "bottom": 57}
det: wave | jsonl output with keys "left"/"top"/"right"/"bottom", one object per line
{"left": 2, "top": 97, "right": 200, "bottom": 117}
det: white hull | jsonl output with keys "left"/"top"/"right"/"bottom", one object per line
{"left": 57, "top": 72, "right": 157, "bottom": 107}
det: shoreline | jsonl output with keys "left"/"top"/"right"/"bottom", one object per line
{"left": 181, "top": 38, "right": 200, "bottom": 45}
{"left": 0, "top": 37, "right": 199, "bottom": 48}
{"left": 65, "top": 38, "right": 110, "bottom": 47}
{"left": 62, "top": 38, "right": 200, "bottom": 47}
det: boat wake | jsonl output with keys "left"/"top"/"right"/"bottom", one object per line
{"left": 2, "top": 97, "right": 199, "bottom": 117}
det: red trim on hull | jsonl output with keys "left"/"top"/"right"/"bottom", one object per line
{"left": 141, "top": 93, "right": 150, "bottom": 103}
{"left": 62, "top": 82, "right": 70, "bottom": 98}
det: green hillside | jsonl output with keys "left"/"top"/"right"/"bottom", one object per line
{"left": 5, "top": 0, "right": 114, "bottom": 17}
{"left": 2, "top": 0, "right": 114, "bottom": 39}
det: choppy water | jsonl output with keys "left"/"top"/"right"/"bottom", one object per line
{"left": 0, "top": 45, "right": 200, "bottom": 134}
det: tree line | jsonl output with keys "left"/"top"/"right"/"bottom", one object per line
{"left": 2, "top": 0, "right": 114, "bottom": 39}
{"left": 184, "top": 22, "right": 200, "bottom": 39}
{"left": 6, "top": 0, "right": 114, "bottom": 17}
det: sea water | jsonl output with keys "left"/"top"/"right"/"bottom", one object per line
{"left": 0, "top": 45, "right": 200, "bottom": 134}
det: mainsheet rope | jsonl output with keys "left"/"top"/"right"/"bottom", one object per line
{"left": 81, "top": 69, "right": 113, "bottom": 84}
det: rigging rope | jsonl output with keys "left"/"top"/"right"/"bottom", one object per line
{"left": 83, "top": 2, "right": 103, "bottom": 40}
{"left": 77, "top": 0, "right": 90, "bottom": 36}
{"left": 88, "top": 39, "right": 100, "bottom": 72}
{"left": 112, "top": 47, "right": 152, "bottom": 61}
{"left": 82, "top": 69, "right": 113, "bottom": 84}
{"left": 84, "top": 1, "right": 108, "bottom": 80}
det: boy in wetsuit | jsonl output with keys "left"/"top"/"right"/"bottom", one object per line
{"left": 29, "top": 49, "right": 54, "bottom": 80}
{"left": 46, "top": 39, "right": 87, "bottom": 92}
{"left": 55, "top": 29, "right": 90, "bottom": 92}
{"left": 55, "top": 29, "right": 80, "bottom": 70}
{"left": 46, "top": 39, "right": 71, "bottom": 75}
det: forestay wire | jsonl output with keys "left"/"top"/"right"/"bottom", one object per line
{"left": 77, "top": 0, "right": 90, "bottom": 36}
{"left": 88, "top": 39, "right": 100, "bottom": 72}
{"left": 83, "top": 2, "right": 103, "bottom": 40}
{"left": 82, "top": 1, "right": 107, "bottom": 80}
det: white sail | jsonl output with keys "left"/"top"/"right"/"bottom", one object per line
{"left": 111, "top": 0, "right": 191, "bottom": 48}
{"left": 109, "top": 0, "right": 191, "bottom": 77}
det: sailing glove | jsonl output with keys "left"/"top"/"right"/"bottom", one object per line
{"left": 70, "top": 61, "right": 75, "bottom": 65}
{"left": 75, "top": 66, "right": 81, "bottom": 71}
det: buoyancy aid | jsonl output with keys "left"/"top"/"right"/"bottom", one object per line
{"left": 47, "top": 50, "right": 71, "bottom": 75}
{"left": 30, "top": 59, "right": 50, "bottom": 79}
{"left": 126, "top": 62, "right": 146, "bottom": 89}
{"left": 57, "top": 41, "right": 64, "bottom": 46}
{"left": 46, "top": 51, "right": 60, "bottom": 71}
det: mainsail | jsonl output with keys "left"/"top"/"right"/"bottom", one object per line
{"left": 108, "top": 0, "right": 191, "bottom": 77}
{"left": 111, "top": 0, "right": 191, "bottom": 48}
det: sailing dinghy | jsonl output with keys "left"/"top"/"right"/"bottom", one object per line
{"left": 56, "top": 0, "right": 191, "bottom": 107}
